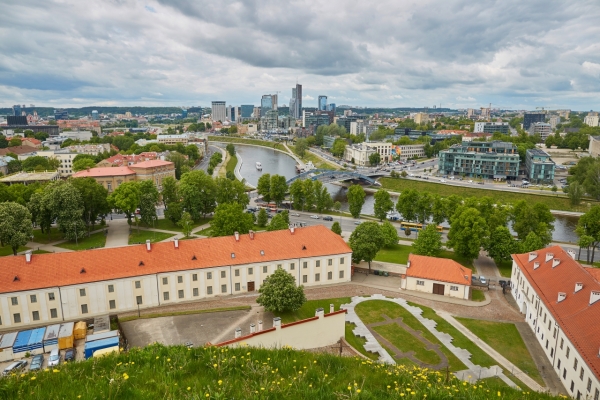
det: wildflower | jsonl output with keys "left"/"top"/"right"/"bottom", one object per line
{"left": 53, "top": 369, "right": 59, "bottom": 373}
{"left": 498, "top": 392, "right": 501, "bottom": 397}
{"left": 205, "top": 394, "right": 210, "bottom": 398}
{"left": 187, "top": 387, "right": 191, "bottom": 391}
{"left": 30, "top": 377, "right": 36, "bottom": 380}
{"left": 348, "top": 386, "right": 352, "bottom": 390}
{"left": 218, "top": 380, "right": 222, "bottom": 385}
{"left": 167, "top": 358, "right": 171, "bottom": 362}
{"left": 313, "top": 360, "right": 317, "bottom": 364}
{"left": 156, "top": 356, "right": 159, "bottom": 359}
{"left": 213, "top": 364, "right": 218, "bottom": 368}
{"left": 357, "top": 389, "right": 361, "bottom": 393}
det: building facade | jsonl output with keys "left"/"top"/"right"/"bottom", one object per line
{"left": 511, "top": 246, "right": 600, "bottom": 400}
{"left": 211, "top": 101, "right": 227, "bottom": 122}
{"left": 474, "top": 122, "right": 510, "bottom": 134}
{"left": 129, "top": 160, "right": 175, "bottom": 189}
{"left": 438, "top": 141, "right": 520, "bottom": 179}
{"left": 318, "top": 96, "right": 327, "bottom": 111}
{"left": 414, "top": 112, "right": 429, "bottom": 125}
{"left": 529, "top": 122, "right": 553, "bottom": 141}
{"left": 523, "top": 112, "right": 546, "bottom": 130}
{"left": 584, "top": 113, "right": 599, "bottom": 127}
{"left": 240, "top": 105, "right": 254, "bottom": 119}
{"left": 590, "top": 136, "right": 600, "bottom": 158}
{"left": 392, "top": 144, "right": 425, "bottom": 160}
{"left": 0, "top": 226, "right": 352, "bottom": 330}
{"left": 72, "top": 167, "right": 137, "bottom": 193}
{"left": 402, "top": 254, "right": 471, "bottom": 299}
{"left": 525, "top": 149, "right": 555, "bottom": 183}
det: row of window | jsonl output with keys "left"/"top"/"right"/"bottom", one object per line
{"left": 1, "top": 308, "right": 60, "bottom": 325}
{"left": 10, "top": 292, "right": 56, "bottom": 306}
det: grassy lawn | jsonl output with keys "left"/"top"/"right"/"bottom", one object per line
{"left": 373, "top": 323, "right": 442, "bottom": 365}
{"left": 287, "top": 145, "right": 340, "bottom": 170}
{"left": 119, "top": 306, "right": 251, "bottom": 323}
{"left": 378, "top": 177, "right": 596, "bottom": 212}
{"left": 55, "top": 232, "right": 106, "bottom": 251}
{"left": 197, "top": 224, "right": 266, "bottom": 237}
{"left": 275, "top": 297, "right": 351, "bottom": 324}
{"left": 32, "top": 227, "right": 64, "bottom": 244}
{"left": 0, "top": 245, "right": 30, "bottom": 257}
{"left": 497, "top": 260, "right": 513, "bottom": 277}
{"left": 354, "top": 300, "right": 466, "bottom": 371}
{"left": 471, "top": 289, "right": 486, "bottom": 302}
{"left": 129, "top": 230, "right": 176, "bottom": 245}
{"left": 226, "top": 154, "right": 238, "bottom": 178}
{"left": 209, "top": 136, "right": 287, "bottom": 151}
{"left": 32, "top": 249, "right": 52, "bottom": 254}
{"left": 345, "top": 322, "right": 379, "bottom": 360}
{"left": 455, "top": 317, "right": 545, "bottom": 386}
{"left": 139, "top": 217, "right": 211, "bottom": 233}
{"left": 374, "top": 244, "right": 475, "bottom": 271}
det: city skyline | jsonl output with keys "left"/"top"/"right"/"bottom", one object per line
{"left": 0, "top": 1, "right": 599, "bottom": 110}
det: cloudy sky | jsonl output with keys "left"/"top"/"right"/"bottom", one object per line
{"left": 1, "top": 0, "right": 599, "bottom": 110}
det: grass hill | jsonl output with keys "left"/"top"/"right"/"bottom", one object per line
{"left": 0, "top": 343, "right": 562, "bottom": 399}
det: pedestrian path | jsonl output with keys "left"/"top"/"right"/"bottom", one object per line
{"left": 105, "top": 218, "right": 131, "bottom": 248}
{"left": 282, "top": 143, "right": 304, "bottom": 168}
{"left": 342, "top": 295, "right": 522, "bottom": 390}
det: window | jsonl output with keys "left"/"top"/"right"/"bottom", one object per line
{"left": 177, "top": 276, "right": 183, "bottom": 284}
{"left": 178, "top": 290, "right": 184, "bottom": 299}
{"left": 81, "top": 304, "right": 88, "bottom": 314}
{"left": 221, "top": 271, "right": 226, "bottom": 278}
{"left": 248, "top": 268, "right": 253, "bottom": 275}
{"left": 263, "top": 266, "right": 268, "bottom": 273}
{"left": 290, "top": 263, "right": 295, "bottom": 270}
{"left": 563, "top": 369, "right": 567, "bottom": 379}
{"left": 49, "top": 308, "right": 58, "bottom": 319}
{"left": 192, "top": 274, "right": 198, "bottom": 281}
{"left": 207, "top": 272, "right": 212, "bottom": 280}
{"left": 316, "top": 260, "right": 321, "bottom": 267}
{"left": 328, "top": 271, "right": 333, "bottom": 280}
{"left": 339, "top": 270, "right": 344, "bottom": 279}
{"left": 574, "top": 359, "right": 578, "bottom": 371}
{"left": 544, "top": 313, "right": 547, "bottom": 323}
{"left": 303, "top": 262, "right": 308, "bottom": 269}
{"left": 567, "top": 347, "right": 570, "bottom": 358}
{"left": 557, "top": 359, "right": 561, "bottom": 370}
{"left": 11, "top": 297, "right": 18, "bottom": 306}
{"left": 277, "top": 264, "right": 282, "bottom": 269}
{"left": 328, "top": 259, "right": 332, "bottom": 266}
{"left": 450, "top": 286, "right": 459, "bottom": 291}
{"left": 207, "top": 286, "right": 213, "bottom": 295}
{"left": 594, "top": 388, "right": 599, "bottom": 400}
{"left": 587, "top": 378, "right": 592, "bottom": 392}
{"left": 109, "top": 300, "right": 116, "bottom": 310}
{"left": 13, "top": 313, "right": 21, "bottom": 323}
{"left": 340, "top": 257, "right": 345, "bottom": 264}
{"left": 235, "top": 283, "right": 240, "bottom": 291}
{"left": 548, "top": 320, "right": 551, "bottom": 330}
{"left": 580, "top": 367, "right": 584, "bottom": 380}
{"left": 416, "top": 280, "right": 425, "bottom": 286}
{"left": 48, "top": 293, "right": 55, "bottom": 301}
{"left": 162, "top": 277, "right": 168, "bottom": 285}
{"left": 560, "top": 338, "right": 564, "bottom": 349}
{"left": 235, "top": 269, "right": 240, "bottom": 277}
{"left": 315, "top": 273, "right": 320, "bottom": 282}
{"left": 29, "top": 294, "right": 38, "bottom": 304}
{"left": 303, "top": 275, "right": 308, "bottom": 283}
{"left": 571, "top": 381, "right": 574, "bottom": 392}
{"left": 553, "top": 328, "right": 557, "bottom": 339}
{"left": 32, "top": 311, "right": 40, "bottom": 321}
{"left": 108, "top": 284, "right": 115, "bottom": 293}
{"left": 136, "top": 296, "right": 143, "bottom": 305}
{"left": 135, "top": 281, "right": 141, "bottom": 289}
{"left": 551, "top": 348, "right": 554, "bottom": 357}
{"left": 163, "top": 292, "right": 170, "bottom": 301}
{"left": 545, "top": 340, "right": 548, "bottom": 349}
{"left": 80, "top": 288, "right": 86, "bottom": 297}
{"left": 221, "top": 284, "right": 227, "bottom": 293}
{"left": 193, "top": 288, "right": 199, "bottom": 297}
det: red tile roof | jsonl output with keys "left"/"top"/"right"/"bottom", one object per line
{"left": 0, "top": 225, "right": 351, "bottom": 294}
{"left": 129, "top": 160, "right": 173, "bottom": 168}
{"left": 72, "top": 166, "right": 136, "bottom": 178}
{"left": 512, "top": 246, "right": 600, "bottom": 380}
{"left": 406, "top": 254, "right": 472, "bottom": 285}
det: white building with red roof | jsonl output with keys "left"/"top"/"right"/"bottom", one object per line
{"left": 401, "top": 254, "right": 472, "bottom": 299}
{"left": 511, "top": 246, "right": 600, "bottom": 399}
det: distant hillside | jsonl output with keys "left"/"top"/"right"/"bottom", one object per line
{"left": 0, "top": 107, "right": 195, "bottom": 118}
{"left": 0, "top": 343, "right": 560, "bottom": 399}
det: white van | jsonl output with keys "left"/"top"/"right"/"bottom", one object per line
{"left": 48, "top": 349, "right": 60, "bottom": 367}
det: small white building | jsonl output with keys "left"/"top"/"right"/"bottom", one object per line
{"left": 344, "top": 141, "right": 392, "bottom": 166}
{"left": 401, "top": 254, "right": 471, "bottom": 299}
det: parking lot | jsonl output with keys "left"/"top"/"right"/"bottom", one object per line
{"left": 0, "top": 339, "right": 86, "bottom": 376}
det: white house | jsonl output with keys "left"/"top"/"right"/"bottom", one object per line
{"left": 401, "top": 254, "right": 472, "bottom": 299}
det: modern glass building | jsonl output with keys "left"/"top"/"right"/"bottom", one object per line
{"left": 525, "top": 149, "right": 555, "bottom": 183}
{"left": 54, "top": 109, "right": 69, "bottom": 120}
{"left": 318, "top": 95, "right": 327, "bottom": 111}
{"left": 261, "top": 95, "right": 273, "bottom": 117}
{"left": 328, "top": 103, "right": 336, "bottom": 114}
{"left": 240, "top": 105, "right": 254, "bottom": 119}
{"left": 523, "top": 112, "right": 546, "bottom": 130}
{"left": 438, "top": 141, "right": 520, "bottom": 180}
{"left": 12, "top": 104, "right": 21, "bottom": 116}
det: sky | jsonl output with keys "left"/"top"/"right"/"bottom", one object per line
{"left": 1, "top": 0, "right": 599, "bottom": 110}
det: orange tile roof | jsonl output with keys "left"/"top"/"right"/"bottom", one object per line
{"left": 512, "top": 246, "right": 600, "bottom": 380}
{"left": 584, "top": 267, "right": 600, "bottom": 281}
{"left": 72, "top": 166, "right": 136, "bottom": 178}
{"left": 406, "top": 254, "right": 472, "bottom": 285}
{"left": 0, "top": 225, "right": 351, "bottom": 294}
{"left": 129, "top": 160, "right": 173, "bottom": 168}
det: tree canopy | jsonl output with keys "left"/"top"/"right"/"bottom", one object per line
{"left": 349, "top": 221, "right": 384, "bottom": 274}
{"left": 256, "top": 268, "right": 306, "bottom": 313}
{"left": 347, "top": 185, "right": 366, "bottom": 218}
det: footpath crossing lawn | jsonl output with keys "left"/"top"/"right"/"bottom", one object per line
{"left": 32, "top": 227, "right": 64, "bottom": 244}
{"left": 55, "top": 231, "right": 106, "bottom": 251}
{"left": 129, "top": 230, "right": 175, "bottom": 245}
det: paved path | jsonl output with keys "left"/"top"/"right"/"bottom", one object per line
{"left": 105, "top": 219, "right": 131, "bottom": 248}
{"left": 282, "top": 143, "right": 304, "bottom": 168}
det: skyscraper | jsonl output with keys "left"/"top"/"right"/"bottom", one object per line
{"left": 272, "top": 94, "right": 278, "bottom": 110}
{"left": 328, "top": 103, "right": 336, "bottom": 115}
{"left": 54, "top": 109, "right": 69, "bottom": 120}
{"left": 91, "top": 110, "right": 99, "bottom": 120}
{"left": 211, "top": 101, "right": 226, "bottom": 122}
{"left": 12, "top": 104, "right": 21, "bottom": 117}
{"left": 261, "top": 95, "right": 273, "bottom": 117}
{"left": 318, "top": 96, "right": 327, "bottom": 111}
{"left": 291, "top": 84, "right": 302, "bottom": 119}
{"left": 523, "top": 112, "right": 546, "bottom": 130}
{"left": 240, "top": 105, "right": 254, "bottom": 119}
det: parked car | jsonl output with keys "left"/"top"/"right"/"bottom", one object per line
{"left": 468, "top": 180, "right": 473, "bottom": 183}
{"left": 498, "top": 280, "right": 507, "bottom": 288}
{"left": 310, "top": 215, "right": 319, "bottom": 219}
{"left": 471, "top": 275, "right": 478, "bottom": 282}
{"left": 291, "top": 213, "right": 300, "bottom": 217}
{"left": 64, "top": 348, "right": 76, "bottom": 362}
{"left": 354, "top": 221, "right": 361, "bottom": 225}
{"left": 29, "top": 354, "right": 44, "bottom": 371}
{"left": 479, "top": 276, "right": 487, "bottom": 285}
{"left": 3, "top": 360, "right": 27, "bottom": 375}
{"left": 48, "top": 349, "right": 60, "bottom": 367}
{"left": 323, "top": 216, "right": 333, "bottom": 221}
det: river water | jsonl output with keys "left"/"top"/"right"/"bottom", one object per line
{"left": 232, "top": 144, "right": 580, "bottom": 243}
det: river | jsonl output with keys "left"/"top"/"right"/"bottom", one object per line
{"left": 229, "top": 143, "right": 580, "bottom": 244}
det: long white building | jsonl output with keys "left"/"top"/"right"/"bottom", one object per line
{"left": 511, "top": 246, "right": 600, "bottom": 399}
{"left": 0, "top": 226, "right": 352, "bottom": 331}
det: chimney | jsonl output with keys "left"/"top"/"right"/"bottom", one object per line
{"left": 552, "top": 259, "right": 561, "bottom": 268}
{"left": 146, "top": 240, "right": 151, "bottom": 251}
{"left": 528, "top": 252, "right": 538, "bottom": 262}
{"left": 533, "top": 262, "right": 540, "bottom": 270}
{"left": 174, "top": 239, "right": 179, "bottom": 249}
{"left": 250, "top": 323, "right": 256, "bottom": 334}
{"left": 234, "top": 232, "right": 240, "bottom": 242}
{"left": 290, "top": 226, "right": 295, "bottom": 235}
{"left": 407, "top": 260, "right": 411, "bottom": 268}
{"left": 567, "top": 250, "right": 576, "bottom": 260}
{"left": 590, "top": 291, "right": 600, "bottom": 306}
{"left": 545, "top": 253, "right": 554, "bottom": 263}
{"left": 235, "top": 328, "right": 242, "bottom": 338}
{"left": 315, "top": 308, "right": 324, "bottom": 318}
{"left": 25, "top": 250, "right": 32, "bottom": 264}
{"left": 575, "top": 283, "right": 583, "bottom": 293}
{"left": 258, "top": 320, "right": 263, "bottom": 331}
{"left": 273, "top": 317, "right": 281, "bottom": 330}
{"left": 249, "top": 230, "right": 254, "bottom": 240}
{"left": 557, "top": 292, "right": 567, "bottom": 303}
{"left": 330, "top": 303, "right": 335, "bottom": 313}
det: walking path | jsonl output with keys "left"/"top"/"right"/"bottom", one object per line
{"left": 282, "top": 143, "right": 304, "bottom": 168}
{"left": 105, "top": 218, "right": 131, "bottom": 248}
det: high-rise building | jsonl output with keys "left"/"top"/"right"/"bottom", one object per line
{"left": 211, "top": 101, "right": 226, "bottom": 122}
{"left": 91, "top": 110, "right": 99, "bottom": 120}
{"left": 54, "top": 109, "right": 69, "bottom": 121}
{"left": 240, "top": 105, "right": 254, "bottom": 119}
{"left": 253, "top": 107, "right": 261, "bottom": 119}
{"left": 261, "top": 95, "right": 273, "bottom": 117}
{"left": 272, "top": 94, "right": 278, "bottom": 110}
{"left": 226, "top": 106, "right": 237, "bottom": 122}
{"left": 291, "top": 84, "right": 302, "bottom": 119}
{"left": 523, "top": 112, "right": 546, "bottom": 130}
{"left": 328, "top": 103, "right": 336, "bottom": 114}
{"left": 181, "top": 109, "right": 188, "bottom": 119}
{"left": 584, "top": 112, "right": 599, "bottom": 127}
{"left": 318, "top": 96, "right": 327, "bottom": 111}
{"left": 528, "top": 122, "right": 552, "bottom": 141}
{"left": 12, "top": 105, "right": 21, "bottom": 117}
{"left": 467, "top": 108, "right": 475, "bottom": 118}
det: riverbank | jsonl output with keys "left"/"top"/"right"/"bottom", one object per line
{"left": 209, "top": 136, "right": 287, "bottom": 151}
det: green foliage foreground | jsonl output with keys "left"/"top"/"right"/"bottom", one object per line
{"left": 1, "top": 343, "right": 558, "bottom": 399}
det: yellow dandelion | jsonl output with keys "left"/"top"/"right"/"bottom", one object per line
{"left": 218, "top": 380, "right": 222, "bottom": 385}
{"left": 30, "top": 376, "right": 36, "bottom": 380}
{"left": 53, "top": 369, "right": 59, "bottom": 373}
{"left": 348, "top": 386, "right": 352, "bottom": 390}
{"left": 187, "top": 387, "right": 191, "bottom": 391}
{"left": 498, "top": 392, "right": 501, "bottom": 397}
{"left": 205, "top": 394, "right": 210, "bottom": 398}
{"left": 357, "top": 389, "right": 361, "bottom": 393}
{"left": 213, "top": 364, "right": 217, "bottom": 368}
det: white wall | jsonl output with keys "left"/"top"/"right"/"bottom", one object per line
{"left": 403, "top": 277, "right": 469, "bottom": 299}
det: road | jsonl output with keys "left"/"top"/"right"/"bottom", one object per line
{"left": 194, "top": 145, "right": 221, "bottom": 172}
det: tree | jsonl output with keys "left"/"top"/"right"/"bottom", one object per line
{"left": 112, "top": 136, "right": 134, "bottom": 151}
{"left": 567, "top": 181, "right": 584, "bottom": 205}
{"left": 161, "top": 176, "right": 179, "bottom": 206}
{"left": 215, "top": 177, "right": 249, "bottom": 207}
{"left": 72, "top": 158, "right": 97, "bottom": 172}
{"left": 269, "top": 175, "right": 288, "bottom": 207}
{"left": 289, "top": 179, "right": 306, "bottom": 210}
{"left": 256, "top": 268, "right": 306, "bottom": 313}
{"left": 511, "top": 201, "right": 554, "bottom": 241}
{"left": 210, "top": 203, "right": 254, "bottom": 237}
{"left": 0, "top": 202, "right": 33, "bottom": 255}
{"left": 48, "top": 181, "right": 86, "bottom": 241}
{"left": 138, "top": 180, "right": 159, "bottom": 226}
{"left": 295, "top": 138, "right": 308, "bottom": 158}
{"left": 108, "top": 181, "right": 141, "bottom": 224}
{"left": 177, "top": 212, "right": 194, "bottom": 238}
{"left": 415, "top": 192, "right": 433, "bottom": 224}
{"left": 7, "top": 159, "right": 22, "bottom": 174}
{"left": 484, "top": 226, "right": 516, "bottom": 263}
{"left": 267, "top": 213, "right": 289, "bottom": 231}
{"left": 331, "top": 221, "right": 342, "bottom": 235}
{"left": 396, "top": 189, "right": 419, "bottom": 222}
{"left": 373, "top": 190, "right": 394, "bottom": 221}
{"left": 349, "top": 222, "right": 384, "bottom": 274}
{"left": 347, "top": 184, "right": 366, "bottom": 218}
{"left": 257, "top": 173, "right": 271, "bottom": 202}
{"left": 27, "top": 191, "right": 52, "bottom": 235}
{"left": 333, "top": 201, "right": 342, "bottom": 214}
{"left": 70, "top": 177, "right": 110, "bottom": 231}
{"left": 400, "top": 170, "right": 408, "bottom": 178}
{"left": 22, "top": 156, "right": 51, "bottom": 172}
{"left": 165, "top": 201, "right": 183, "bottom": 225}
{"left": 331, "top": 139, "right": 347, "bottom": 157}
{"left": 179, "top": 170, "right": 217, "bottom": 220}
{"left": 369, "top": 152, "right": 381, "bottom": 166}
{"left": 314, "top": 181, "right": 333, "bottom": 213}
{"left": 576, "top": 205, "right": 600, "bottom": 264}
{"left": 431, "top": 195, "right": 446, "bottom": 225}
{"left": 167, "top": 152, "right": 189, "bottom": 180}
{"left": 447, "top": 207, "right": 489, "bottom": 260}
{"left": 412, "top": 224, "right": 442, "bottom": 256}
{"left": 226, "top": 143, "right": 236, "bottom": 156}
{"left": 303, "top": 180, "right": 316, "bottom": 211}
{"left": 551, "top": 185, "right": 558, "bottom": 196}
{"left": 9, "top": 137, "right": 22, "bottom": 147}
{"left": 380, "top": 221, "right": 399, "bottom": 247}
{"left": 256, "top": 208, "right": 268, "bottom": 227}
{"left": 520, "top": 231, "right": 545, "bottom": 253}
